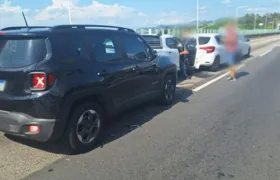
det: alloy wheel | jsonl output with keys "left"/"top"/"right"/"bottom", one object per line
{"left": 76, "top": 109, "right": 101, "bottom": 144}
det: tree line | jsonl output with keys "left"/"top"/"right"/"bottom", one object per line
{"left": 204, "top": 12, "right": 280, "bottom": 30}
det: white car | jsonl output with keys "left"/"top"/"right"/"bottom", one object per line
{"left": 184, "top": 33, "right": 251, "bottom": 71}
{"left": 142, "top": 34, "right": 180, "bottom": 71}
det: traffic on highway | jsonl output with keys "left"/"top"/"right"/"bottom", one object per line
{"left": 1, "top": 0, "right": 280, "bottom": 180}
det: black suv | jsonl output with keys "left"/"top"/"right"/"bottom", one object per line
{"left": 0, "top": 25, "right": 177, "bottom": 153}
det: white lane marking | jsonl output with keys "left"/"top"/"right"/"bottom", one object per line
{"left": 193, "top": 64, "right": 245, "bottom": 92}
{"left": 260, "top": 49, "right": 272, "bottom": 57}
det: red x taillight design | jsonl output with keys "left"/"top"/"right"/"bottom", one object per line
{"left": 30, "top": 72, "right": 55, "bottom": 91}
{"left": 32, "top": 73, "right": 46, "bottom": 90}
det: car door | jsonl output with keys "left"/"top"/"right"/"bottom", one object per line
{"left": 88, "top": 31, "right": 136, "bottom": 108}
{"left": 184, "top": 37, "right": 197, "bottom": 66}
{"left": 120, "top": 33, "right": 159, "bottom": 100}
{"left": 165, "top": 37, "right": 180, "bottom": 70}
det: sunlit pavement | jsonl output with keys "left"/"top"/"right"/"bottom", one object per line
{"left": 0, "top": 36, "right": 280, "bottom": 180}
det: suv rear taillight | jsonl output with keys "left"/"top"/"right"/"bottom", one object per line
{"left": 200, "top": 46, "right": 215, "bottom": 53}
{"left": 30, "top": 72, "right": 55, "bottom": 91}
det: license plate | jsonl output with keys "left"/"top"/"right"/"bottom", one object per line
{"left": 0, "top": 80, "right": 6, "bottom": 91}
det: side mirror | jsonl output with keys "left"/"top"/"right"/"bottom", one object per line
{"left": 245, "top": 38, "right": 250, "bottom": 42}
{"left": 134, "top": 52, "right": 147, "bottom": 61}
{"left": 153, "top": 50, "right": 158, "bottom": 56}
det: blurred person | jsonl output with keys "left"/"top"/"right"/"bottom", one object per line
{"left": 178, "top": 41, "right": 188, "bottom": 79}
{"left": 223, "top": 21, "right": 238, "bottom": 81}
{"left": 175, "top": 28, "right": 191, "bottom": 80}
{"left": 180, "top": 28, "right": 194, "bottom": 79}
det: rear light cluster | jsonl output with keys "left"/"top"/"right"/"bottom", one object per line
{"left": 30, "top": 72, "right": 55, "bottom": 91}
{"left": 200, "top": 46, "right": 215, "bottom": 53}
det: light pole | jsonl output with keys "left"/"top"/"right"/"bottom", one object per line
{"left": 195, "top": 0, "right": 200, "bottom": 69}
{"left": 68, "top": 0, "right": 72, "bottom": 24}
{"left": 264, "top": 14, "right": 269, "bottom": 31}
{"left": 196, "top": 0, "right": 199, "bottom": 34}
{"left": 253, "top": 13, "right": 257, "bottom": 30}
{"left": 235, "top": 6, "right": 247, "bottom": 24}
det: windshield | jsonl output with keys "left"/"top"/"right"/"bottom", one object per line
{"left": 0, "top": 38, "right": 47, "bottom": 68}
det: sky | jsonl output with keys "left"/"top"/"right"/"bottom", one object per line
{"left": 0, "top": 0, "right": 279, "bottom": 29}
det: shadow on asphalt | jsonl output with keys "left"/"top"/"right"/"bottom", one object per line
{"left": 236, "top": 71, "right": 250, "bottom": 79}
{"left": 5, "top": 87, "right": 193, "bottom": 155}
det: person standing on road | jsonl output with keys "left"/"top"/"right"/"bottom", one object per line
{"left": 178, "top": 44, "right": 188, "bottom": 79}
{"left": 179, "top": 28, "right": 194, "bottom": 79}
{"left": 223, "top": 22, "right": 238, "bottom": 81}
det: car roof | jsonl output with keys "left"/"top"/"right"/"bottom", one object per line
{"left": 142, "top": 34, "right": 174, "bottom": 38}
{"left": 0, "top": 25, "right": 136, "bottom": 36}
{"left": 191, "top": 33, "right": 220, "bottom": 37}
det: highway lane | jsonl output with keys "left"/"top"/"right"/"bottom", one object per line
{"left": 24, "top": 43, "right": 280, "bottom": 179}
{"left": 0, "top": 36, "right": 278, "bottom": 180}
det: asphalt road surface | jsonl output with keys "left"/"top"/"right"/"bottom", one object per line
{"left": 21, "top": 42, "right": 280, "bottom": 180}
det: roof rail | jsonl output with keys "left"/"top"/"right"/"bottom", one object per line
{"left": 52, "top": 25, "right": 135, "bottom": 32}
{"left": 1, "top": 26, "right": 51, "bottom": 31}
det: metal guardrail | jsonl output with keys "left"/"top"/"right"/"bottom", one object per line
{"left": 136, "top": 28, "right": 280, "bottom": 39}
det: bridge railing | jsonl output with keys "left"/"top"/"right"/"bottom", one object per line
{"left": 135, "top": 28, "right": 280, "bottom": 38}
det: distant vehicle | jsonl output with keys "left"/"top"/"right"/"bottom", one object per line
{"left": 0, "top": 24, "right": 177, "bottom": 153}
{"left": 142, "top": 34, "right": 181, "bottom": 72}
{"left": 184, "top": 33, "right": 251, "bottom": 71}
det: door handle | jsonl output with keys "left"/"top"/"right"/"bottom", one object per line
{"left": 97, "top": 70, "right": 108, "bottom": 76}
{"left": 169, "top": 51, "right": 172, "bottom": 54}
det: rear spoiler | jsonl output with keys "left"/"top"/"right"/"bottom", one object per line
{"left": 0, "top": 32, "right": 47, "bottom": 39}
{"left": 1, "top": 26, "right": 51, "bottom": 31}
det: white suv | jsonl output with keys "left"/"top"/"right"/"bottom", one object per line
{"left": 185, "top": 33, "right": 250, "bottom": 71}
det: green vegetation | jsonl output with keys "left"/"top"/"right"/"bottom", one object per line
{"left": 204, "top": 12, "right": 280, "bottom": 30}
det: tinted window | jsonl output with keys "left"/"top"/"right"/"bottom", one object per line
{"left": 142, "top": 35, "right": 161, "bottom": 49}
{"left": 198, "top": 37, "right": 211, "bottom": 45}
{"left": 122, "top": 35, "right": 148, "bottom": 60}
{"left": 75, "top": 37, "right": 88, "bottom": 59}
{"left": 215, "top": 35, "right": 221, "bottom": 44}
{"left": 0, "top": 38, "right": 47, "bottom": 68}
{"left": 166, "top": 38, "right": 177, "bottom": 49}
{"left": 90, "top": 34, "right": 121, "bottom": 62}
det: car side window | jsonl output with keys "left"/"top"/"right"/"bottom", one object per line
{"left": 75, "top": 38, "right": 87, "bottom": 58}
{"left": 122, "top": 34, "right": 149, "bottom": 61}
{"left": 166, "top": 38, "right": 177, "bottom": 49}
{"left": 90, "top": 34, "right": 122, "bottom": 62}
{"left": 215, "top": 35, "right": 222, "bottom": 45}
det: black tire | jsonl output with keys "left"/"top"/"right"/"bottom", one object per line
{"left": 246, "top": 47, "right": 251, "bottom": 57}
{"left": 66, "top": 102, "right": 104, "bottom": 154}
{"left": 158, "top": 74, "right": 176, "bottom": 105}
{"left": 210, "top": 56, "right": 220, "bottom": 72}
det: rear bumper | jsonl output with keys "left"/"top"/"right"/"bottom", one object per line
{"left": 194, "top": 53, "right": 216, "bottom": 68}
{"left": 0, "top": 110, "right": 55, "bottom": 142}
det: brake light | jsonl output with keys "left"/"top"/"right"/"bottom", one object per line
{"left": 48, "top": 74, "right": 55, "bottom": 86}
{"left": 32, "top": 73, "right": 46, "bottom": 90}
{"left": 200, "top": 46, "right": 215, "bottom": 53}
{"left": 0, "top": 31, "right": 6, "bottom": 35}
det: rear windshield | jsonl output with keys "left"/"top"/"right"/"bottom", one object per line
{"left": 198, "top": 37, "right": 211, "bottom": 45}
{"left": 142, "top": 35, "right": 162, "bottom": 49}
{"left": 185, "top": 37, "right": 211, "bottom": 46}
{"left": 0, "top": 38, "right": 47, "bottom": 68}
